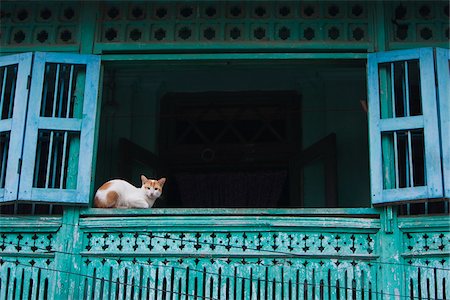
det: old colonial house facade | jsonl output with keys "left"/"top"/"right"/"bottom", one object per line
{"left": 0, "top": 1, "right": 449, "bottom": 299}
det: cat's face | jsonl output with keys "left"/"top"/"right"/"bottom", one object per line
{"left": 141, "top": 175, "right": 166, "bottom": 200}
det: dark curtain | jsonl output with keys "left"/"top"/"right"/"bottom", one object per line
{"left": 175, "top": 170, "right": 287, "bottom": 208}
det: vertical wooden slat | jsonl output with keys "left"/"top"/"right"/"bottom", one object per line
{"left": 250, "top": 266, "right": 261, "bottom": 300}
{"left": 59, "top": 132, "right": 68, "bottom": 188}
{"left": 57, "top": 65, "right": 66, "bottom": 118}
{"left": 419, "top": 48, "right": 443, "bottom": 199}
{"left": 407, "top": 131, "right": 414, "bottom": 187}
{"left": 7, "top": 67, "right": 17, "bottom": 119}
{"left": 13, "top": 265, "right": 23, "bottom": 300}
{"left": 40, "top": 64, "right": 49, "bottom": 117}
{"left": 217, "top": 267, "right": 223, "bottom": 300}
{"left": 0, "top": 66, "right": 8, "bottom": 118}
{"left": 33, "top": 131, "right": 42, "bottom": 187}
{"left": 172, "top": 266, "right": 184, "bottom": 300}
{"left": 141, "top": 264, "right": 152, "bottom": 300}
{"left": 367, "top": 264, "right": 376, "bottom": 300}
{"left": 329, "top": 264, "right": 339, "bottom": 300}
{"left": 51, "top": 64, "right": 60, "bottom": 118}
{"left": 38, "top": 268, "right": 48, "bottom": 300}
{"left": 5, "top": 66, "right": 15, "bottom": 119}
{"left": 390, "top": 62, "right": 396, "bottom": 119}
{"left": 419, "top": 267, "right": 428, "bottom": 300}
{"left": 211, "top": 265, "right": 221, "bottom": 300}
{"left": 404, "top": 61, "right": 410, "bottom": 116}
{"left": 124, "top": 266, "right": 133, "bottom": 300}
{"left": 94, "top": 267, "right": 105, "bottom": 300}
{"left": 113, "top": 264, "right": 124, "bottom": 300}
{"left": 282, "top": 267, "right": 291, "bottom": 300}
{"left": 81, "top": 264, "right": 92, "bottom": 300}
{"left": 393, "top": 132, "right": 399, "bottom": 188}
{"left": 44, "top": 131, "right": 54, "bottom": 188}
{"left": 164, "top": 265, "right": 174, "bottom": 300}
{"left": 197, "top": 266, "right": 206, "bottom": 300}
{"left": 184, "top": 266, "right": 193, "bottom": 300}
{"left": 241, "top": 266, "right": 251, "bottom": 300}
{"left": 295, "top": 269, "right": 300, "bottom": 300}
{"left": 132, "top": 265, "right": 143, "bottom": 300}
{"left": 234, "top": 266, "right": 242, "bottom": 300}
{"left": 353, "top": 267, "right": 362, "bottom": 300}
{"left": 66, "top": 65, "right": 74, "bottom": 118}
{"left": 20, "top": 267, "right": 31, "bottom": 300}
{"left": 435, "top": 267, "right": 443, "bottom": 300}
{"left": 346, "top": 267, "right": 354, "bottom": 300}
{"left": 91, "top": 267, "right": 98, "bottom": 300}
{"left": 50, "top": 132, "right": 60, "bottom": 188}
{"left": 0, "top": 133, "right": 10, "bottom": 187}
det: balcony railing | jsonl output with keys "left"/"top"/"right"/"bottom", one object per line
{"left": 0, "top": 208, "right": 448, "bottom": 299}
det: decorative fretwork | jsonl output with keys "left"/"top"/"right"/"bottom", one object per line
{"left": 404, "top": 257, "right": 449, "bottom": 300}
{"left": 97, "top": 2, "right": 371, "bottom": 48}
{"left": 79, "top": 256, "right": 377, "bottom": 299}
{"left": 0, "top": 2, "right": 80, "bottom": 48}
{"left": 403, "top": 231, "right": 449, "bottom": 255}
{"left": 1, "top": 212, "right": 450, "bottom": 299}
{"left": 0, "top": 232, "right": 55, "bottom": 253}
{"left": 2, "top": 1, "right": 447, "bottom": 52}
{"left": 82, "top": 230, "right": 376, "bottom": 257}
{"left": 0, "top": 257, "right": 55, "bottom": 300}
{"left": 388, "top": 1, "right": 449, "bottom": 47}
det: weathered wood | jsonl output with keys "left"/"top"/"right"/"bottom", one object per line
{"left": 2, "top": 209, "right": 448, "bottom": 299}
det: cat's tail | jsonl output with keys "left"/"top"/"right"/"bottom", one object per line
{"left": 94, "top": 191, "right": 119, "bottom": 208}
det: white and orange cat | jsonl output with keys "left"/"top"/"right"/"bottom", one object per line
{"left": 94, "top": 175, "right": 166, "bottom": 208}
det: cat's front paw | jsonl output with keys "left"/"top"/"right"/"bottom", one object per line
{"left": 131, "top": 200, "right": 150, "bottom": 209}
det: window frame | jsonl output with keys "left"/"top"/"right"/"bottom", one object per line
{"left": 0, "top": 52, "right": 100, "bottom": 205}
{"left": 0, "top": 53, "right": 33, "bottom": 203}
{"left": 436, "top": 48, "right": 450, "bottom": 199}
{"left": 367, "top": 47, "right": 443, "bottom": 205}
{"left": 19, "top": 52, "right": 101, "bottom": 204}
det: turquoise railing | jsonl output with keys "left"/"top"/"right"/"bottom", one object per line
{"left": 0, "top": 208, "right": 448, "bottom": 299}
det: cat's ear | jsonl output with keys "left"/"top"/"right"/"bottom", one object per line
{"left": 158, "top": 178, "right": 166, "bottom": 186}
{"left": 141, "top": 175, "right": 149, "bottom": 184}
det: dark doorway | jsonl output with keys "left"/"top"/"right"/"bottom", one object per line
{"left": 159, "top": 91, "right": 301, "bottom": 208}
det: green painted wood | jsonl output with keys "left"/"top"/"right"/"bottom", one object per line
{"left": 79, "top": 2, "right": 98, "bottom": 55}
{"left": 80, "top": 207, "right": 382, "bottom": 217}
{"left": 0, "top": 53, "right": 32, "bottom": 203}
{"left": 65, "top": 69, "right": 84, "bottom": 190}
{"left": 1, "top": 1, "right": 447, "bottom": 55}
{"left": 378, "top": 206, "right": 404, "bottom": 299}
{"left": 17, "top": 52, "right": 101, "bottom": 204}
{"left": 101, "top": 52, "right": 368, "bottom": 61}
{"left": 1, "top": 210, "right": 449, "bottom": 299}
{"left": 368, "top": 48, "right": 444, "bottom": 205}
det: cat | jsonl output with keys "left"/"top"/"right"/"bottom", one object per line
{"left": 94, "top": 175, "right": 166, "bottom": 208}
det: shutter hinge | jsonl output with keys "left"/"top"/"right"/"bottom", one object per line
{"left": 17, "top": 158, "right": 22, "bottom": 174}
{"left": 26, "top": 75, "right": 31, "bottom": 89}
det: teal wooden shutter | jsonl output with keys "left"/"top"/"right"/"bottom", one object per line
{"left": 367, "top": 48, "right": 442, "bottom": 205}
{"left": 436, "top": 48, "right": 450, "bottom": 199}
{"left": 19, "top": 52, "right": 101, "bottom": 204}
{"left": 0, "top": 53, "right": 32, "bottom": 203}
